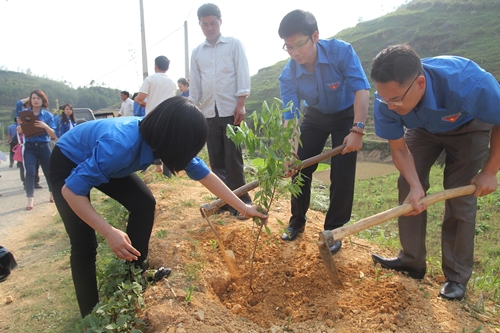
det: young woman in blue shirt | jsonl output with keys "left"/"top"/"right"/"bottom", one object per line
{"left": 55, "top": 103, "right": 77, "bottom": 138}
{"left": 49, "top": 96, "right": 267, "bottom": 317}
{"left": 18, "top": 90, "right": 57, "bottom": 210}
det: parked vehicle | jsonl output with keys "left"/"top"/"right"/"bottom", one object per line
{"left": 73, "top": 108, "right": 96, "bottom": 124}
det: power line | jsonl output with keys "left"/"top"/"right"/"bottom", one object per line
{"left": 95, "top": 26, "right": 183, "bottom": 83}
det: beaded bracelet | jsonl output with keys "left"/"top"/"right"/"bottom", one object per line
{"left": 349, "top": 128, "right": 365, "bottom": 136}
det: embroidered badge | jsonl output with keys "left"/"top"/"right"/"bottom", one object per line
{"left": 441, "top": 112, "right": 462, "bottom": 123}
{"left": 328, "top": 82, "right": 340, "bottom": 90}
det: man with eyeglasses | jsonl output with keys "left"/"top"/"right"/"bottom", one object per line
{"left": 278, "top": 10, "right": 370, "bottom": 255}
{"left": 189, "top": 3, "right": 252, "bottom": 218}
{"left": 370, "top": 44, "right": 500, "bottom": 301}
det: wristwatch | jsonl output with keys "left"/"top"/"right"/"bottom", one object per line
{"left": 353, "top": 122, "right": 365, "bottom": 129}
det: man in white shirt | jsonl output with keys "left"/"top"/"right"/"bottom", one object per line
{"left": 135, "top": 56, "right": 177, "bottom": 115}
{"left": 189, "top": 3, "right": 252, "bottom": 217}
{"left": 135, "top": 56, "right": 177, "bottom": 177}
{"left": 118, "top": 91, "right": 134, "bottom": 117}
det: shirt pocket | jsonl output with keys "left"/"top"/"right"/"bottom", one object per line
{"left": 219, "top": 55, "right": 234, "bottom": 74}
{"left": 324, "top": 81, "right": 344, "bottom": 109}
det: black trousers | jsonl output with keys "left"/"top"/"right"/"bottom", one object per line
{"left": 289, "top": 106, "right": 357, "bottom": 231}
{"left": 49, "top": 146, "right": 156, "bottom": 317}
{"left": 9, "top": 141, "right": 16, "bottom": 166}
{"left": 206, "top": 107, "right": 251, "bottom": 209}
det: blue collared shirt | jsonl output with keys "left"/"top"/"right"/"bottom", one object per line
{"left": 279, "top": 39, "right": 370, "bottom": 120}
{"left": 133, "top": 102, "right": 145, "bottom": 116}
{"left": 19, "top": 108, "right": 55, "bottom": 143}
{"left": 374, "top": 56, "right": 500, "bottom": 140}
{"left": 7, "top": 123, "right": 18, "bottom": 143}
{"left": 56, "top": 117, "right": 210, "bottom": 196}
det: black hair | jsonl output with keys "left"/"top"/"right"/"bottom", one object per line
{"left": 370, "top": 44, "right": 423, "bottom": 85}
{"left": 278, "top": 10, "right": 318, "bottom": 39}
{"left": 197, "top": 3, "right": 221, "bottom": 20}
{"left": 132, "top": 92, "right": 139, "bottom": 100}
{"left": 177, "top": 78, "right": 189, "bottom": 86}
{"left": 60, "top": 104, "right": 76, "bottom": 123}
{"left": 139, "top": 96, "right": 208, "bottom": 174}
{"left": 155, "top": 56, "right": 170, "bottom": 71}
{"left": 121, "top": 91, "right": 130, "bottom": 97}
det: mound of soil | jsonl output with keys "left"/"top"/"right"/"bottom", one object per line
{"left": 140, "top": 176, "right": 499, "bottom": 333}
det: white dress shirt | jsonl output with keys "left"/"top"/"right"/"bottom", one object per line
{"left": 189, "top": 35, "right": 250, "bottom": 118}
{"left": 119, "top": 98, "right": 134, "bottom": 116}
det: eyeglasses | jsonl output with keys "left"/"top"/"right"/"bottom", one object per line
{"left": 376, "top": 72, "right": 421, "bottom": 106}
{"left": 282, "top": 37, "right": 311, "bottom": 53}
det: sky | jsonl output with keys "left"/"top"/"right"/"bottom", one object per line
{"left": 0, "top": 0, "right": 408, "bottom": 95}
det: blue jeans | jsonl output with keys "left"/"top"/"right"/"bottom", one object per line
{"left": 23, "top": 142, "right": 52, "bottom": 197}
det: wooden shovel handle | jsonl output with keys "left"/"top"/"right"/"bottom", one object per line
{"left": 332, "top": 184, "right": 477, "bottom": 240}
{"left": 199, "top": 144, "right": 346, "bottom": 218}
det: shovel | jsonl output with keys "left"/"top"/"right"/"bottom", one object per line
{"left": 199, "top": 143, "right": 346, "bottom": 218}
{"left": 317, "top": 184, "right": 477, "bottom": 287}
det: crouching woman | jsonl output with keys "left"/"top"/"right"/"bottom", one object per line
{"left": 49, "top": 96, "right": 267, "bottom": 317}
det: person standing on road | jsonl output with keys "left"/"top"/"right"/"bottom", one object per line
{"left": 17, "top": 90, "right": 57, "bottom": 210}
{"left": 135, "top": 56, "right": 177, "bottom": 177}
{"left": 117, "top": 91, "right": 134, "bottom": 117}
{"left": 177, "top": 78, "right": 190, "bottom": 97}
{"left": 55, "top": 104, "right": 77, "bottom": 138}
{"left": 189, "top": 3, "right": 252, "bottom": 218}
{"left": 370, "top": 44, "right": 500, "bottom": 301}
{"left": 49, "top": 96, "right": 267, "bottom": 317}
{"left": 131, "top": 92, "right": 146, "bottom": 117}
{"left": 277, "top": 10, "right": 370, "bottom": 253}
{"left": 7, "top": 118, "right": 18, "bottom": 168}
{"left": 15, "top": 98, "right": 43, "bottom": 189}
{"left": 134, "top": 56, "right": 177, "bottom": 115}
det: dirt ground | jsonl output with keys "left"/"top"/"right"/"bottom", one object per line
{"left": 2, "top": 162, "right": 499, "bottom": 332}
{"left": 140, "top": 176, "right": 500, "bottom": 333}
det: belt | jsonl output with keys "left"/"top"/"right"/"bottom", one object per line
{"left": 24, "top": 142, "right": 50, "bottom": 147}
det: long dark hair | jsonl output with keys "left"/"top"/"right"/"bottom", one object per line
{"left": 139, "top": 96, "right": 208, "bottom": 174}
{"left": 61, "top": 104, "right": 76, "bottom": 123}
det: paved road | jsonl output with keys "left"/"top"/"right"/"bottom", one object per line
{"left": 0, "top": 153, "right": 51, "bottom": 244}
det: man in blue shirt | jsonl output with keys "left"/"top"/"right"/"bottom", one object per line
{"left": 7, "top": 118, "right": 18, "bottom": 168}
{"left": 278, "top": 10, "right": 370, "bottom": 254}
{"left": 370, "top": 44, "right": 500, "bottom": 301}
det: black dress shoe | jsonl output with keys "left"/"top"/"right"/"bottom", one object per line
{"left": 281, "top": 226, "right": 305, "bottom": 241}
{"left": 439, "top": 281, "right": 465, "bottom": 301}
{"left": 35, "top": 184, "right": 43, "bottom": 189}
{"left": 329, "top": 240, "right": 342, "bottom": 255}
{"left": 371, "top": 254, "right": 426, "bottom": 279}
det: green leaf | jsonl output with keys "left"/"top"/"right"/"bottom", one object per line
{"left": 265, "top": 226, "right": 272, "bottom": 236}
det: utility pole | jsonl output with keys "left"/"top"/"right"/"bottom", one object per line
{"left": 139, "top": 0, "right": 148, "bottom": 79}
{"left": 184, "top": 21, "right": 189, "bottom": 78}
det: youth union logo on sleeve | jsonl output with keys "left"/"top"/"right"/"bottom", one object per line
{"left": 327, "top": 82, "right": 340, "bottom": 90}
{"left": 441, "top": 112, "right": 461, "bottom": 123}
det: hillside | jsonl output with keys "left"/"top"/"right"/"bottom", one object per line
{"left": 0, "top": 70, "right": 121, "bottom": 117}
{"left": 247, "top": 0, "right": 500, "bottom": 116}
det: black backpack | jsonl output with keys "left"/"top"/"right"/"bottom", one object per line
{"left": 0, "top": 246, "right": 17, "bottom": 282}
